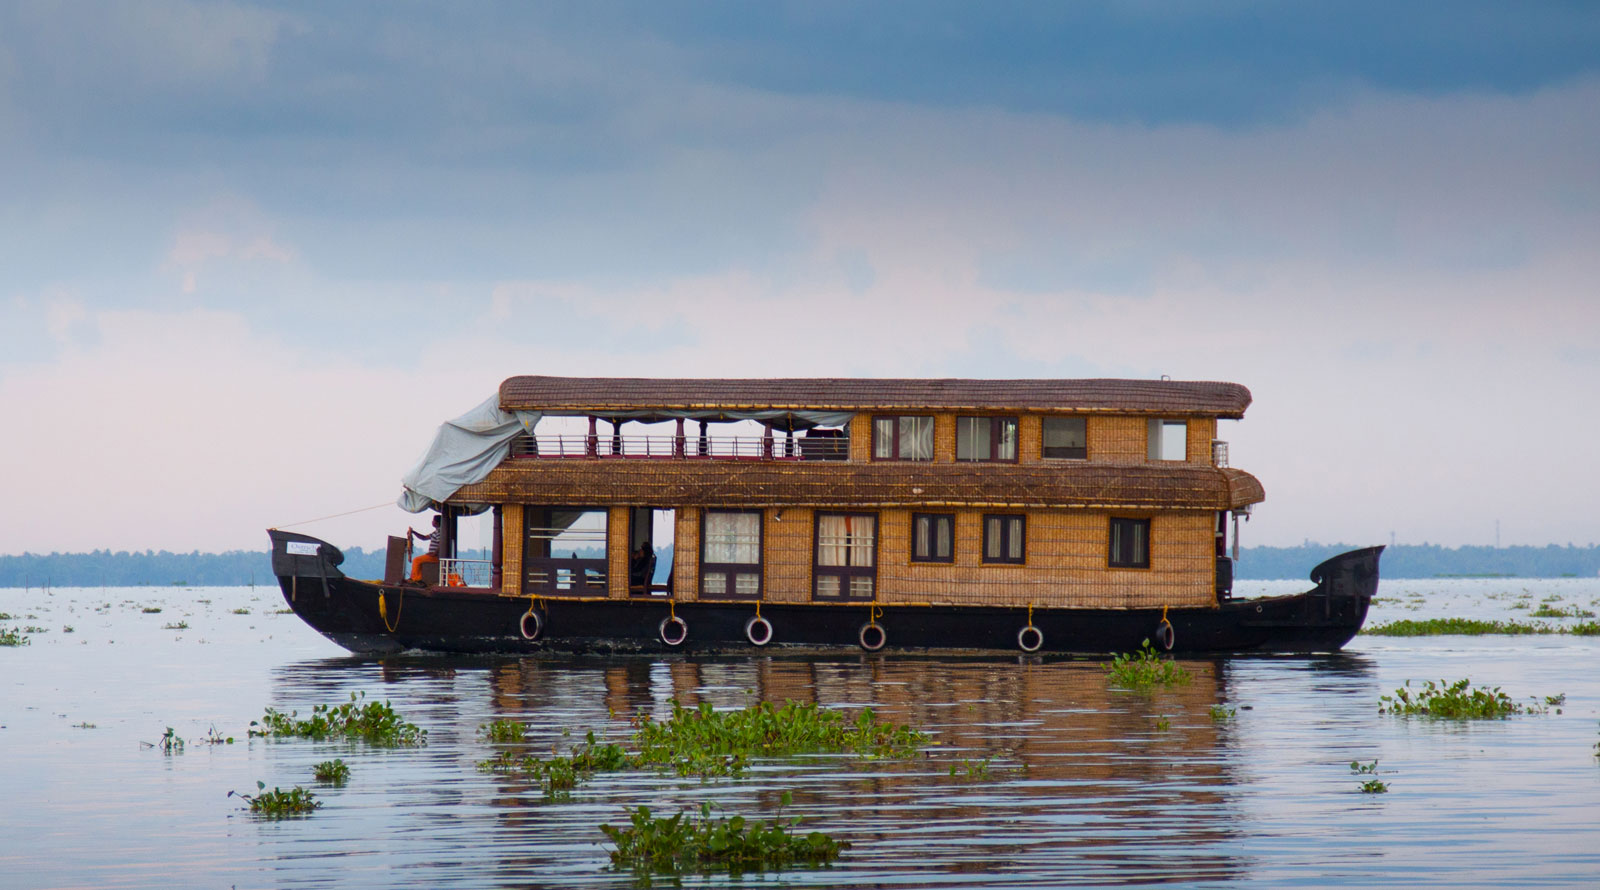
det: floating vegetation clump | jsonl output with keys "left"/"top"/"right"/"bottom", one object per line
{"left": 250, "top": 692, "right": 426, "bottom": 747}
{"left": 1531, "top": 605, "right": 1595, "bottom": 619}
{"left": 1104, "top": 640, "right": 1191, "bottom": 691}
{"left": 1568, "top": 622, "right": 1600, "bottom": 636}
{"left": 601, "top": 794, "right": 848, "bottom": 878}
{"left": 144, "top": 727, "right": 185, "bottom": 753}
{"left": 1365, "top": 618, "right": 1550, "bottom": 636}
{"left": 947, "top": 757, "right": 992, "bottom": 779}
{"left": 1379, "top": 679, "right": 1559, "bottom": 719}
{"left": 232, "top": 608, "right": 250, "bottom": 615}
{"left": 312, "top": 759, "right": 350, "bottom": 785}
{"left": 141, "top": 607, "right": 162, "bottom": 614}
{"left": 0, "top": 612, "right": 13, "bottom": 620}
{"left": 478, "top": 719, "right": 528, "bottom": 743}
{"left": 0, "top": 627, "right": 28, "bottom": 646}
{"left": 1351, "top": 760, "right": 1388, "bottom": 793}
{"left": 230, "top": 781, "right": 321, "bottom": 817}
{"left": 1209, "top": 705, "right": 1237, "bottom": 722}
{"left": 163, "top": 621, "right": 189, "bottom": 630}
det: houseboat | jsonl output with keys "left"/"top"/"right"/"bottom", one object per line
{"left": 268, "top": 376, "right": 1381, "bottom": 655}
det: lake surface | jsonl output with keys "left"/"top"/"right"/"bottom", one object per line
{"left": 2, "top": 578, "right": 1598, "bottom": 889}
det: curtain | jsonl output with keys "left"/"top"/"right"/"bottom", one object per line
{"left": 817, "top": 514, "right": 848, "bottom": 566}
{"left": 873, "top": 418, "right": 896, "bottom": 459}
{"left": 706, "top": 512, "right": 760, "bottom": 564}
{"left": 903, "top": 417, "right": 934, "bottom": 460}
{"left": 997, "top": 420, "right": 1017, "bottom": 460}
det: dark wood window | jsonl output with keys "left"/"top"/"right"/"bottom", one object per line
{"left": 522, "top": 507, "right": 609, "bottom": 593}
{"left": 982, "top": 514, "right": 1025, "bottom": 564}
{"left": 957, "top": 417, "right": 1018, "bottom": 461}
{"left": 872, "top": 416, "right": 934, "bottom": 461}
{"left": 700, "top": 509, "right": 762, "bottom": 599}
{"left": 1109, "top": 517, "right": 1151, "bottom": 568}
{"left": 1042, "top": 417, "right": 1087, "bottom": 460}
{"left": 813, "top": 512, "right": 877, "bottom": 600}
{"left": 911, "top": 513, "right": 954, "bottom": 563}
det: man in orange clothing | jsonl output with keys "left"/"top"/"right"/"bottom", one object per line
{"left": 408, "top": 514, "right": 442, "bottom": 581}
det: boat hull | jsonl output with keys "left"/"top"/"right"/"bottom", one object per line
{"left": 268, "top": 530, "right": 1379, "bottom": 656}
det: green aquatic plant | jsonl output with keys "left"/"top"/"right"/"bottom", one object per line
{"left": 162, "top": 621, "right": 189, "bottom": 630}
{"left": 232, "top": 607, "right": 250, "bottom": 615}
{"left": 1379, "top": 679, "right": 1551, "bottom": 719}
{"left": 1209, "top": 705, "right": 1237, "bottom": 722}
{"left": 1531, "top": 604, "right": 1595, "bottom": 618}
{"left": 198, "top": 725, "right": 235, "bottom": 745}
{"left": 0, "top": 627, "right": 29, "bottom": 646}
{"left": 1364, "top": 618, "right": 1552, "bottom": 636}
{"left": 478, "top": 718, "right": 528, "bottom": 743}
{"left": 61, "top": 625, "right": 74, "bottom": 633}
{"left": 312, "top": 759, "right": 350, "bottom": 785}
{"left": 600, "top": 792, "right": 848, "bottom": 877}
{"left": 1350, "top": 760, "right": 1388, "bottom": 793}
{"left": 1104, "top": 640, "right": 1191, "bottom": 691}
{"left": 141, "top": 607, "right": 162, "bottom": 614}
{"left": 947, "top": 757, "right": 992, "bottom": 779}
{"left": 250, "top": 692, "right": 426, "bottom": 746}
{"left": 0, "top": 612, "right": 13, "bottom": 620}
{"left": 230, "top": 781, "right": 321, "bottom": 817}
{"left": 1154, "top": 715, "right": 1171, "bottom": 731}
{"left": 1568, "top": 622, "right": 1600, "bottom": 636}
{"left": 145, "top": 727, "right": 185, "bottom": 753}
{"left": 631, "top": 700, "right": 929, "bottom": 778}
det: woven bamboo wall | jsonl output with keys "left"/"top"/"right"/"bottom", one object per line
{"left": 1090, "top": 416, "right": 1148, "bottom": 461}
{"left": 933, "top": 413, "right": 956, "bottom": 461}
{"left": 607, "top": 507, "right": 630, "bottom": 599}
{"left": 764, "top": 508, "right": 814, "bottom": 604}
{"left": 875, "top": 508, "right": 1215, "bottom": 609}
{"left": 500, "top": 504, "right": 523, "bottom": 596}
{"left": 848, "top": 415, "right": 874, "bottom": 461}
{"left": 674, "top": 507, "right": 700, "bottom": 602}
{"left": 1187, "top": 417, "right": 1218, "bottom": 463}
{"left": 1017, "top": 415, "right": 1042, "bottom": 462}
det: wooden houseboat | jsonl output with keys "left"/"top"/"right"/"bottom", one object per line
{"left": 268, "top": 376, "right": 1381, "bottom": 655}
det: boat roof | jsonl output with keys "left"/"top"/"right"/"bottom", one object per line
{"left": 499, "top": 376, "right": 1252, "bottom": 418}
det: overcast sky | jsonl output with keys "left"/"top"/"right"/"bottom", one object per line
{"left": 3, "top": 1, "right": 1598, "bottom": 556}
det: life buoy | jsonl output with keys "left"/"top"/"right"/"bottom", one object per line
{"left": 519, "top": 608, "right": 544, "bottom": 641}
{"left": 1155, "top": 619, "right": 1176, "bottom": 651}
{"left": 659, "top": 615, "right": 688, "bottom": 646}
{"left": 858, "top": 621, "right": 886, "bottom": 652}
{"left": 744, "top": 615, "right": 773, "bottom": 646}
{"left": 1017, "top": 625, "right": 1043, "bottom": 652}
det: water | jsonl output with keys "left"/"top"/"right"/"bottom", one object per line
{"left": 2, "top": 579, "right": 1598, "bottom": 888}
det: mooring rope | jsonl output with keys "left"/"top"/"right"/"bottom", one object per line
{"left": 270, "top": 500, "right": 394, "bottom": 531}
{"left": 379, "top": 588, "right": 403, "bottom": 633}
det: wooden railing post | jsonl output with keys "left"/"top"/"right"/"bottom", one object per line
{"left": 674, "top": 418, "right": 686, "bottom": 458}
{"left": 586, "top": 416, "right": 598, "bottom": 457}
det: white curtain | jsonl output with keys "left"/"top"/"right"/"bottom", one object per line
{"left": 705, "top": 512, "right": 760, "bottom": 564}
{"left": 903, "top": 417, "right": 933, "bottom": 460}
{"left": 819, "top": 514, "right": 874, "bottom": 566}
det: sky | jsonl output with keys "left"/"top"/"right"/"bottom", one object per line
{"left": 3, "top": 1, "right": 1598, "bottom": 556}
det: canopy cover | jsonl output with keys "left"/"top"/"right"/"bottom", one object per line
{"left": 398, "top": 396, "right": 543, "bottom": 513}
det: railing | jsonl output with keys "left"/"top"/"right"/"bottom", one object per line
{"left": 437, "top": 558, "right": 494, "bottom": 588}
{"left": 510, "top": 433, "right": 848, "bottom": 461}
{"left": 523, "top": 557, "right": 609, "bottom": 593}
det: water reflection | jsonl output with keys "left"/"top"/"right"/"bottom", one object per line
{"left": 265, "top": 655, "right": 1287, "bottom": 887}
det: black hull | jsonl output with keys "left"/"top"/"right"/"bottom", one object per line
{"left": 268, "top": 530, "right": 1380, "bottom": 656}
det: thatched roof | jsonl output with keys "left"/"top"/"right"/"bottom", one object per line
{"left": 498, "top": 376, "right": 1252, "bottom": 418}
{"left": 453, "top": 460, "right": 1264, "bottom": 511}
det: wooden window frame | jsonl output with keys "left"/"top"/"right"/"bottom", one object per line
{"left": 910, "top": 512, "right": 955, "bottom": 563}
{"left": 812, "top": 511, "right": 879, "bottom": 601}
{"left": 1108, "top": 517, "right": 1152, "bottom": 569}
{"left": 699, "top": 509, "right": 764, "bottom": 600}
{"left": 1041, "top": 416, "right": 1088, "bottom": 460}
{"left": 522, "top": 505, "right": 610, "bottom": 594}
{"left": 981, "top": 513, "right": 1026, "bottom": 565}
{"left": 871, "top": 415, "right": 935, "bottom": 462}
{"left": 956, "top": 416, "right": 1020, "bottom": 462}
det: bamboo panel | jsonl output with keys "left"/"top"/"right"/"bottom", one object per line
{"left": 1017, "top": 415, "right": 1041, "bottom": 462}
{"left": 607, "top": 507, "right": 630, "bottom": 599}
{"left": 763, "top": 508, "right": 814, "bottom": 604}
{"left": 500, "top": 504, "right": 524, "bottom": 596}
{"left": 1187, "top": 417, "right": 1217, "bottom": 464}
{"left": 1090, "top": 416, "right": 1147, "bottom": 461}
{"left": 674, "top": 507, "right": 700, "bottom": 602}
{"left": 933, "top": 413, "right": 956, "bottom": 462}
{"left": 848, "top": 415, "right": 874, "bottom": 462}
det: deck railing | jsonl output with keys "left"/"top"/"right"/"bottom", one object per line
{"left": 510, "top": 433, "right": 847, "bottom": 461}
{"left": 523, "top": 556, "right": 609, "bottom": 593}
{"left": 437, "top": 558, "right": 494, "bottom": 588}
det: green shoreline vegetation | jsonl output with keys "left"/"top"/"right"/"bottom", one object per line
{"left": 1364, "top": 618, "right": 1600, "bottom": 636}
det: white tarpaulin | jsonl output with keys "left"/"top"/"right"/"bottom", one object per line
{"left": 398, "top": 395, "right": 542, "bottom": 513}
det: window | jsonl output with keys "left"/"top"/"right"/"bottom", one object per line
{"left": 523, "top": 507, "right": 609, "bottom": 593}
{"left": 701, "top": 510, "right": 762, "bottom": 599}
{"left": 814, "top": 512, "right": 877, "bottom": 600}
{"left": 1147, "top": 419, "right": 1187, "bottom": 461}
{"left": 872, "top": 416, "right": 934, "bottom": 460}
{"left": 982, "top": 514, "right": 1025, "bottom": 564}
{"left": 1109, "top": 517, "right": 1151, "bottom": 568}
{"left": 911, "top": 513, "right": 954, "bottom": 563}
{"left": 1042, "top": 417, "right": 1087, "bottom": 460}
{"left": 956, "top": 417, "right": 1018, "bottom": 461}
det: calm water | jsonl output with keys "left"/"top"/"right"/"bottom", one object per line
{"left": 2, "top": 579, "right": 1598, "bottom": 889}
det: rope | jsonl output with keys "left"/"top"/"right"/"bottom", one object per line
{"left": 379, "top": 588, "right": 403, "bottom": 633}
{"left": 870, "top": 603, "right": 882, "bottom": 623}
{"left": 271, "top": 500, "right": 394, "bottom": 531}
{"left": 1027, "top": 602, "right": 1035, "bottom": 628}
{"left": 669, "top": 599, "right": 677, "bottom": 620}
{"left": 755, "top": 600, "right": 762, "bottom": 620}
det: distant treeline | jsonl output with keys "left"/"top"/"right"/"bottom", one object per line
{"left": 1, "top": 542, "right": 1596, "bottom": 588}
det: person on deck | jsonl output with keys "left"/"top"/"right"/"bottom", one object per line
{"left": 409, "top": 515, "right": 442, "bottom": 582}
